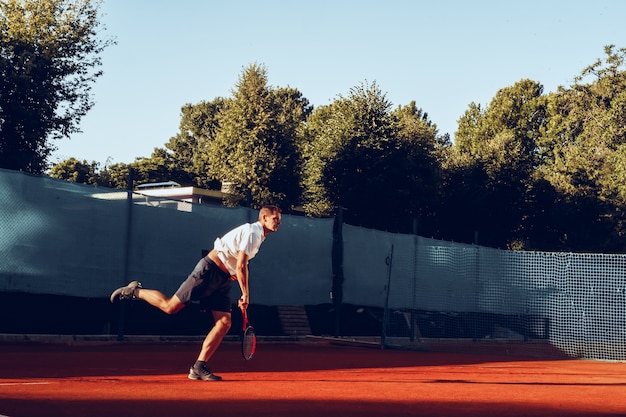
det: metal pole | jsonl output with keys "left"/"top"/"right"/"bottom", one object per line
{"left": 117, "top": 168, "right": 134, "bottom": 341}
{"left": 382, "top": 244, "right": 394, "bottom": 349}
{"left": 331, "top": 207, "right": 344, "bottom": 338}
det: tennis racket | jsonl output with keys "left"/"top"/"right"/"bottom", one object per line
{"left": 241, "top": 307, "right": 257, "bottom": 360}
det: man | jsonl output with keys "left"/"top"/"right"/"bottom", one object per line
{"left": 110, "top": 205, "right": 282, "bottom": 381}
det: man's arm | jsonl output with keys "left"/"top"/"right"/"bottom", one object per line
{"left": 235, "top": 250, "right": 250, "bottom": 310}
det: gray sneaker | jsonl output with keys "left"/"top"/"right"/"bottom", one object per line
{"left": 110, "top": 281, "right": 142, "bottom": 303}
{"left": 188, "top": 365, "right": 222, "bottom": 381}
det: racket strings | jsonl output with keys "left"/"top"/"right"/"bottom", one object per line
{"left": 242, "top": 327, "right": 256, "bottom": 359}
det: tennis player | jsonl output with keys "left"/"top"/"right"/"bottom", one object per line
{"left": 110, "top": 205, "right": 282, "bottom": 381}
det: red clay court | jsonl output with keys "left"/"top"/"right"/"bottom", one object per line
{"left": 1, "top": 339, "right": 625, "bottom": 417}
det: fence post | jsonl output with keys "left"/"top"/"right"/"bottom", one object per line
{"left": 117, "top": 168, "right": 134, "bottom": 341}
{"left": 331, "top": 207, "right": 344, "bottom": 337}
{"left": 382, "top": 244, "right": 394, "bottom": 348}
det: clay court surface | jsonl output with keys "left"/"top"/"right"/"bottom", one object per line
{"left": 1, "top": 340, "right": 625, "bottom": 417}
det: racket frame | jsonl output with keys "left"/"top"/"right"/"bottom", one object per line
{"left": 241, "top": 308, "right": 257, "bottom": 360}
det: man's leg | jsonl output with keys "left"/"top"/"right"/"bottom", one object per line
{"left": 188, "top": 311, "right": 231, "bottom": 381}
{"left": 197, "top": 311, "right": 232, "bottom": 361}
{"left": 136, "top": 289, "right": 185, "bottom": 315}
{"left": 110, "top": 281, "right": 186, "bottom": 314}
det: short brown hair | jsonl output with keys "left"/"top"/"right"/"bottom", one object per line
{"left": 259, "top": 205, "right": 281, "bottom": 219}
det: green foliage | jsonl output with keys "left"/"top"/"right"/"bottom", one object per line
{"left": 301, "top": 81, "right": 443, "bottom": 232}
{"left": 51, "top": 147, "right": 199, "bottom": 189}
{"left": 46, "top": 45, "right": 626, "bottom": 252}
{"left": 95, "top": 148, "right": 198, "bottom": 189}
{"left": 49, "top": 157, "right": 100, "bottom": 185}
{"left": 203, "top": 63, "right": 311, "bottom": 209}
{"left": 538, "top": 45, "right": 626, "bottom": 198}
{"left": 301, "top": 82, "right": 395, "bottom": 219}
{"left": 97, "top": 161, "right": 129, "bottom": 189}
{"left": 443, "top": 79, "right": 547, "bottom": 247}
{"left": 453, "top": 78, "right": 546, "bottom": 177}
{"left": 165, "top": 98, "right": 227, "bottom": 189}
{"left": 0, "top": 0, "right": 114, "bottom": 174}
{"left": 442, "top": 46, "right": 626, "bottom": 251}
{"left": 390, "top": 102, "right": 446, "bottom": 234}
{"left": 534, "top": 45, "right": 626, "bottom": 251}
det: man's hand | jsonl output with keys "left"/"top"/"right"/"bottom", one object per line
{"left": 238, "top": 295, "right": 249, "bottom": 310}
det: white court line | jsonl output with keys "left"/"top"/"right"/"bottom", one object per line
{"left": 0, "top": 382, "right": 52, "bottom": 386}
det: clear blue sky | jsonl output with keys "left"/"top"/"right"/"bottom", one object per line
{"left": 52, "top": 0, "right": 626, "bottom": 166}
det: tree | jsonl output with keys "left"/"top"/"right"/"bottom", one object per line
{"left": 535, "top": 45, "right": 626, "bottom": 251}
{"left": 48, "top": 157, "right": 99, "bottom": 184}
{"left": 298, "top": 103, "right": 341, "bottom": 217}
{"left": 442, "top": 79, "right": 547, "bottom": 248}
{"left": 301, "top": 81, "right": 443, "bottom": 232}
{"left": 301, "top": 81, "right": 397, "bottom": 222}
{"left": 538, "top": 45, "right": 626, "bottom": 199}
{"left": 165, "top": 97, "right": 227, "bottom": 189}
{"left": 392, "top": 101, "right": 446, "bottom": 234}
{"left": 204, "top": 63, "right": 311, "bottom": 209}
{"left": 97, "top": 161, "right": 130, "bottom": 189}
{"left": 0, "top": 0, "right": 114, "bottom": 174}
{"left": 267, "top": 85, "right": 312, "bottom": 207}
{"left": 130, "top": 147, "right": 196, "bottom": 186}
{"left": 93, "top": 148, "right": 198, "bottom": 189}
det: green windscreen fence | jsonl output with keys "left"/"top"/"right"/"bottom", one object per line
{"left": 2, "top": 168, "right": 626, "bottom": 360}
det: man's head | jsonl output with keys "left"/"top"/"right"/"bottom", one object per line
{"left": 258, "top": 205, "right": 282, "bottom": 235}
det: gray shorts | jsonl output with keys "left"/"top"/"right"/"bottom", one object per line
{"left": 174, "top": 256, "right": 232, "bottom": 312}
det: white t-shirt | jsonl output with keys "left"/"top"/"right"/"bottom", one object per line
{"left": 213, "top": 221, "right": 265, "bottom": 276}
